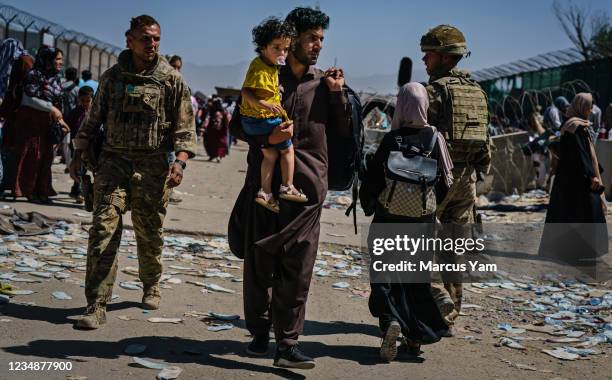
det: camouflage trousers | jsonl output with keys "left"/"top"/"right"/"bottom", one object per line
{"left": 431, "top": 166, "right": 476, "bottom": 318}
{"left": 85, "top": 151, "right": 170, "bottom": 306}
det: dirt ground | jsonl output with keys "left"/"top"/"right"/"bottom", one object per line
{"left": 0, "top": 144, "right": 611, "bottom": 380}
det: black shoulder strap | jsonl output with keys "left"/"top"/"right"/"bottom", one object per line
{"left": 425, "top": 127, "right": 438, "bottom": 156}
{"left": 343, "top": 86, "right": 364, "bottom": 235}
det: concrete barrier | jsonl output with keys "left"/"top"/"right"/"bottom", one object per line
{"left": 477, "top": 132, "right": 532, "bottom": 195}
{"left": 595, "top": 139, "right": 612, "bottom": 201}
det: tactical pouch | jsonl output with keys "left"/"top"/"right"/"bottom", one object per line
{"left": 106, "top": 84, "right": 166, "bottom": 150}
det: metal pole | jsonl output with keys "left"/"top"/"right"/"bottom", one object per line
{"left": 98, "top": 48, "right": 106, "bottom": 78}
{"left": 22, "top": 21, "right": 35, "bottom": 49}
{"left": 39, "top": 28, "right": 46, "bottom": 47}
{"left": 78, "top": 43, "right": 83, "bottom": 73}
{"left": 89, "top": 44, "right": 97, "bottom": 71}
{"left": 65, "top": 40, "right": 72, "bottom": 67}
{"left": 4, "top": 15, "right": 17, "bottom": 40}
{"left": 53, "top": 31, "right": 65, "bottom": 49}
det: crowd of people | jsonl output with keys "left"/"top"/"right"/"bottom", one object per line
{"left": 0, "top": 6, "right": 608, "bottom": 372}
{"left": 487, "top": 91, "right": 612, "bottom": 192}
{"left": 167, "top": 54, "right": 236, "bottom": 164}
{"left": 0, "top": 40, "right": 237, "bottom": 206}
{"left": 0, "top": 41, "right": 98, "bottom": 204}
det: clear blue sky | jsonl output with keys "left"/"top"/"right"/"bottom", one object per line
{"left": 2, "top": 0, "right": 612, "bottom": 76}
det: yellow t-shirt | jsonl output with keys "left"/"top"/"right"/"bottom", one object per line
{"left": 240, "top": 57, "right": 282, "bottom": 119}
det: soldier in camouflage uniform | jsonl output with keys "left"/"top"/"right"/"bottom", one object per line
{"left": 420, "top": 25, "right": 491, "bottom": 326}
{"left": 69, "top": 15, "right": 196, "bottom": 329}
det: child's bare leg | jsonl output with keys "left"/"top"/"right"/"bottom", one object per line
{"left": 260, "top": 148, "right": 279, "bottom": 194}
{"left": 279, "top": 146, "right": 294, "bottom": 187}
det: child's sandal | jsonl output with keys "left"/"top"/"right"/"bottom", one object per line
{"left": 278, "top": 185, "right": 308, "bottom": 203}
{"left": 255, "top": 189, "right": 280, "bottom": 213}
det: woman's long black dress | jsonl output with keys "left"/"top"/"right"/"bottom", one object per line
{"left": 359, "top": 126, "right": 449, "bottom": 343}
{"left": 539, "top": 124, "right": 608, "bottom": 263}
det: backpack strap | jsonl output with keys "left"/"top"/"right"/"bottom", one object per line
{"left": 347, "top": 174, "right": 358, "bottom": 234}
{"left": 343, "top": 88, "right": 363, "bottom": 234}
{"left": 424, "top": 128, "right": 439, "bottom": 157}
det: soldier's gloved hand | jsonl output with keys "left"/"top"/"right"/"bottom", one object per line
{"left": 167, "top": 163, "right": 184, "bottom": 188}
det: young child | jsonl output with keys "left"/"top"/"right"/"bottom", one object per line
{"left": 66, "top": 85, "right": 94, "bottom": 203}
{"left": 240, "top": 17, "right": 307, "bottom": 213}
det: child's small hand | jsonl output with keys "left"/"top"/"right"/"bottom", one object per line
{"left": 258, "top": 100, "right": 284, "bottom": 115}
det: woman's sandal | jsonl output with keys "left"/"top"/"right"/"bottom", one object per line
{"left": 278, "top": 184, "right": 308, "bottom": 203}
{"left": 255, "top": 189, "right": 280, "bottom": 213}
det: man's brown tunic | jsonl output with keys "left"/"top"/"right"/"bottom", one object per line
{"left": 228, "top": 64, "right": 352, "bottom": 346}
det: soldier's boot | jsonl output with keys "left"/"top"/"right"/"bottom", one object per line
{"left": 431, "top": 284, "right": 455, "bottom": 319}
{"left": 76, "top": 303, "right": 107, "bottom": 330}
{"left": 142, "top": 283, "right": 161, "bottom": 310}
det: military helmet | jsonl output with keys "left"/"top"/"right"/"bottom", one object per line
{"left": 420, "top": 24, "right": 467, "bottom": 55}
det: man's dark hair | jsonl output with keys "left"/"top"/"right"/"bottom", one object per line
{"left": 169, "top": 55, "right": 182, "bottom": 64}
{"left": 65, "top": 67, "right": 78, "bottom": 82}
{"left": 252, "top": 17, "right": 296, "bottom": 53}
{"left": 78, "top": 85, "right": 94, "bottom": 98}
{"left": 81, "top": 70, "right": 92, "bottom": 81}
{"left": 125, "top": 14, "right": 160, "bottom": 37}
{"left": 285, "top": 7, "right": 329, "bottom": 35}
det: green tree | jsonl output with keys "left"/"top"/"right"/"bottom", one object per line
{"left": 591, "top": 24, "right": 612, "bottom": 58}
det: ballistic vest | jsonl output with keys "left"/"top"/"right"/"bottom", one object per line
{"left": 430, "top": 73, "right": 489, "bottom": 164}
{"left": 103, "top": 53, "right": 174, "bottom": 152}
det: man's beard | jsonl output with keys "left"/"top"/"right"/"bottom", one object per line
{"left": 293, "top": 45, "right": 317, "bottom": 66}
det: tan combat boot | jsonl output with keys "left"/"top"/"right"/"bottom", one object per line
{"left": 76, "top": 304, "right": 107, "bottom": 330}
{"left": 435, "top": 296, "right": 456, "bottom": 337}
{"left": 142, "top": 283, "right": 161, "bottom": 310}
{"left": 435, "top": 295, "right": 455, "bottom": 319}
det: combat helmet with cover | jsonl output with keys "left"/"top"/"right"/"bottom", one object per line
{"left": 420, "top": 24, "right": 468, "bottom": 56}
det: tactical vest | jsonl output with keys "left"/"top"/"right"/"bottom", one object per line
{"left": 104, "top": 72, "right": 171, "bottom": 151}
{"left": 431, "top": 75, "right": 489, "bottom": 164}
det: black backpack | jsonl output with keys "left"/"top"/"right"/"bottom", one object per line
{"left": 377, "top": 129, "right": 439, "bottom": 218}
{"left": 327, "top": 86, "right": 364, "bottom": 233}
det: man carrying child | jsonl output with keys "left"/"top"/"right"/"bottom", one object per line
{"left": 229, "top": 6, "right": 352, "bottom": 370}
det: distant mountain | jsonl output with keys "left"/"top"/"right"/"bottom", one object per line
{"left": 181, "top": 61, "right": 250, "bottom": 97}
{"left": 346, "top": 68, "right": 428, "bottom": 96}
{"left": 181, "top": 61, "right": 428, "bottom": 96}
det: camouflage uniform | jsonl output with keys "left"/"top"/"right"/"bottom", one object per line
{"left": 74, "top": 50, "right": 196, "bottom": 308}
{"left": 421, "top": 26, "right": 491, "bottom": 318}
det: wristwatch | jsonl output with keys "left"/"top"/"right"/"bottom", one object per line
{"left": 174, "top": 159, "right": 186, "bottom": 170}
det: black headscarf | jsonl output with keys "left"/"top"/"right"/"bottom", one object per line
{"left": 34, "top": 46, "right": 63, "bottom": 76}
